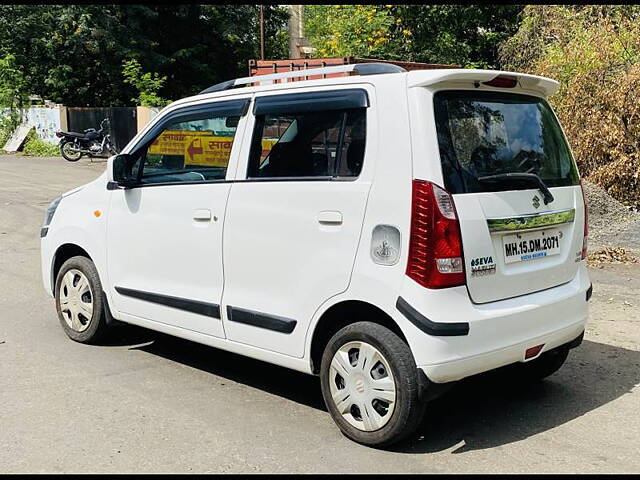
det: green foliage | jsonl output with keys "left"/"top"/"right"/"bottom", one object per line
{"left": 0, "top": 5, "right": 290, "bottom": 106}
{"left": 22, "top": 129, "right": 59, "bottom": 157}
{"left": 305, "top": 5, "right": 398, "bottom": 58}
{"left": 304, "top": 5, "right": 524, "bottom": 67}
{"left": 122, "top": 59, "right": 168, "bottom": 107}
{"left": 392, "top": 5, "right": 524, "bottom": 68}
{"left": 0, "top": 114, "right": 17, "bottom": 148}
{"left": 0, "top": 54, "right": 29, "bottom": 110}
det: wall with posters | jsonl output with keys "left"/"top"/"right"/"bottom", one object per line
{"left": 22, "top": 107, "right": 63, "bottom": 144}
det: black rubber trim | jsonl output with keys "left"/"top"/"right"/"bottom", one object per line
{"left": 586, "top": 283, "right": 593, "bottom": 302}
{"left": 566, "top": 331, "right": 584, "bottom": 350}
{"left": 396, "top": 296, "right": 469, "bottom": 336}
{"left": 226, "top": 306, "right": 297, "bottom": 334}
{"left": 253, "top": 88, "right": 369, "bottom": 115}
{"left": 114, "top": 286, "right": 220, "bottom": 319}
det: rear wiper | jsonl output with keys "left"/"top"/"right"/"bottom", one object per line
{"left": 477, "top": 173, "right": 554, "bottom": 205}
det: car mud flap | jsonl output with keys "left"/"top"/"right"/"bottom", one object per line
{"left": 418, "top": 368, "right": 456, "bottom": 402}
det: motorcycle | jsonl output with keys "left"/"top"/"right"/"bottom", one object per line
{"left": 56, "top": 118, "right": 118, "bottom": 162}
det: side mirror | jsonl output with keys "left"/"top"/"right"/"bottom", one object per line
{"left": 107, "top": 153, "right": 139, "bottom": 189}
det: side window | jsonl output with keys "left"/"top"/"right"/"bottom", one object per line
{"left": 139, "top": 113, "right": 240, "bottom": 184}
{"left": 248, "top": 108, "right": 367, "bottom": 179}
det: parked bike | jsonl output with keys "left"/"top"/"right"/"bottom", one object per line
{"left": 56, "top": 118, "right": 118, "bottom": 162}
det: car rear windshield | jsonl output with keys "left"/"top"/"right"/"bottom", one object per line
{"left": 433, "top": 90, "right": 580, "bottom": 194}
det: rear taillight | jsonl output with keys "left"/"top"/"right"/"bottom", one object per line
{"left": 406, "top": 180, "right": 465, "bottom": 289}
{"left": 580, "top": 180, "right": 589, "bottom": 260}
{"left": 55, "top": 132, "right": 63, "bottom": 138}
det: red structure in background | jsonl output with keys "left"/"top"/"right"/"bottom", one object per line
{"left": 248, "top": 57, "right": 458, "bottom": 81}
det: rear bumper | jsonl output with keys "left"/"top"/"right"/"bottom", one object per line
{"left": 395, "top": 263, "right": 591, "bottom": 383}
{"left": 420, "top": 321, "right": 585, "bottom": 383}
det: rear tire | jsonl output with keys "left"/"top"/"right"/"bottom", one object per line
{"left": 54, "top": 256, "right": 109, "bottom": 343}
{"left": 60, "top": 141, "right": 82, "bottom": 162}
{"left": 513, "top": 347, "right": 570, "bottom": 381}
{"left": 320, "top": 321, "right": 426, "bottom": 447}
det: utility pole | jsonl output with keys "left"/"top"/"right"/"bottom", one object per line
{"left": 259, "top": 5, "right": 265, "bottom": 60}
{"left": 287, "top": 5, "right": 304, "bottom": 59}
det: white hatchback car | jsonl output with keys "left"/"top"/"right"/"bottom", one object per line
{"left": 41, "top": 63, "right": 591, "bottom": 446}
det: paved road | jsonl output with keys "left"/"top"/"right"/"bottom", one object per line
{"left": 1, "top": 155, "right": 639, "bottom": 473}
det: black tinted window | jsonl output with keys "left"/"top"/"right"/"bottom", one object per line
{"left": 248, "top": 108, "right": 366, "bottom": 179}
{"left": 434, "top": 91, "right": 579, "bottom": 194}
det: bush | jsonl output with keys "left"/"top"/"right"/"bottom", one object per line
{"left": 0, "top": 116, "right": 14, "bottom": 149}
{"left": 500, "top": 6, "right": 640, "bottom": 207}
{"left": 22, "top": 129, "right": 59, "bottom": 157}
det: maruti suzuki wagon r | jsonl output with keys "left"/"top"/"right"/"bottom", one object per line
{"left": 41, "top": 63, "right": 591, "bottom": 446}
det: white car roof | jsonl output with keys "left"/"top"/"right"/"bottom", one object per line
{"left": 164, "top": 64, "right": 559, "bottom": 114}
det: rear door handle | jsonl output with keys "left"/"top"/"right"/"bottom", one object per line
{"left": 318, "top": 211, "right": 343, "bottom": 225}
{"left": 193, "top": 209, "right": 212, "bottom": 221}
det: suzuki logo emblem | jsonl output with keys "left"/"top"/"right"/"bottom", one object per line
{"left": 532, "top": 195, "right": 541, "bottom": 209}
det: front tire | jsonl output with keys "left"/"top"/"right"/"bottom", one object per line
{"left": 60, "top": 141, "right": 82, "bottom": 162}
{"left": 54, "top": 256, "right": 109, "bottom": 343}
{"left": 320, "top": 322, "right": 426, "bottom": 447}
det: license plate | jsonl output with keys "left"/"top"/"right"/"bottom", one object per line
{"left": 503, "top": 228, "right": 562, "bottom": 264}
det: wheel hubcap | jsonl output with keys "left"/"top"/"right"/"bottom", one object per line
{"left": 59, "top": 269, "right": 93, "bottom": 332}
{"left": 329, "top": 341, "right": 396, "bottom": 432}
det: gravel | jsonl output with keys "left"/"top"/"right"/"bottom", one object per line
{"left": 582, "top": 180, "right": 640, "bottom": 255}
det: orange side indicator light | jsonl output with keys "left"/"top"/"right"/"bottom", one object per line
{"left": 94, "top": 210, "right": 102, "bottom": 218}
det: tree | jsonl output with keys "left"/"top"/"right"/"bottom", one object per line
{"left": 391, "top": 5, "right": 525, "bottom": 68}
{"left": 500, "top": 5, "right": 640, "bottom": 206}
{"left": 0, "top": 54, "right": 29, "bottom": 111}
{"left": 305, "top": 5, "right": 399, "bottom": 58}
{"left": 0, "top": 5, "right": 289, "bottom": 106}
{"left": 0, "top": 53, "right": 29, "bottom": 145}
{"left": 122, "top": 59, "right": 168, "bottom": 107}
{"left": 304, "top": 4, "right": 524, "bottom": 68}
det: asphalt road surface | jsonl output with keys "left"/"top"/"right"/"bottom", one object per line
{"left": 1, "top": 155, "right": 639, "bottom": 473}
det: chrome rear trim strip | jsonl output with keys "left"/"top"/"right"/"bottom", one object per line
{"left": 487, "top": 208, "right": 575, "bottom": 233}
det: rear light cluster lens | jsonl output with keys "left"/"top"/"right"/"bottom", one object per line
{"left": 406, "top": 180, "right": 465, "bottom": 289}
{"left": 482, "top": 74, "right": 518, "bottom": 89}
{"left": 580, "top": 180, "right": 589, "bottom": 260}
{"left": 55, "top": 132, "right": 63, "bottom": 138}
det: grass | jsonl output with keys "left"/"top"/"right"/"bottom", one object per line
{"left": 21, "top": 130, "right": 60, "bottom": 157}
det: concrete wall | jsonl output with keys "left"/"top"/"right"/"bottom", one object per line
{"left": 2, "top": 105, "right": 157, "bottom": 148}
{"left": 22, "top": 106, "right": 63, "bottom": 144}
{"left": 136, "top": 106, "right": 161, "bottom": 133}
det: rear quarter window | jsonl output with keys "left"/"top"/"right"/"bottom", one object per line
{"left": 433, "top": 90, "right": 580, "bottom": 194}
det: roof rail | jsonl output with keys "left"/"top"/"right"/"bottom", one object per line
{"left": 199, "top": 62, "right": 406, "bottom": 95}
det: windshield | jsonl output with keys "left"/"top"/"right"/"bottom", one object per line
{"left": 433, "top": 91, "right": 579, "bottom": 194}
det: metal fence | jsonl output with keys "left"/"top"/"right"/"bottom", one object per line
{"left": 66, "top": 107, "right": 137, "bottom": 152}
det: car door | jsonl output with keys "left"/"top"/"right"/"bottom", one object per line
{"left": 106, "top": 98, "right": 250, "bottom": 337}
{"left": 221, "top": 87, "right": 375, "bottom": 357}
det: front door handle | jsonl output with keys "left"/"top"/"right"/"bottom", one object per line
{"left": 193, "top": 209, "right": 212, "bottom": 221}
{"left": 318, "top": 211, "right": 343, "bottom": 225}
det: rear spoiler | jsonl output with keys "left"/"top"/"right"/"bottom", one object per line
{"left": 407, "top": 69, "right": 559, "bottom": 97}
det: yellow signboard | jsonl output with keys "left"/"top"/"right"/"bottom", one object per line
{"left": 148, "top": 130, "right": 280, "bottom": 168}
{"left": 148, "top": 130, "right": 233, "bottom": 167}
